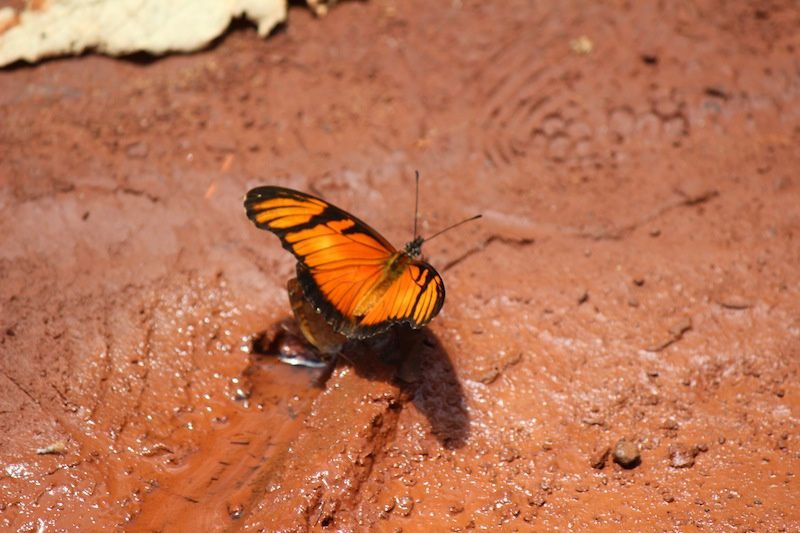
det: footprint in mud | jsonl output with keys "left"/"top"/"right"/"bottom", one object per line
{"left": 474, "top": 26, "right": 697, "bottom": 172}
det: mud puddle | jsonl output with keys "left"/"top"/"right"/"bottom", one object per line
{"left": 132, "top": 334, "right": 328, "bottom": 531}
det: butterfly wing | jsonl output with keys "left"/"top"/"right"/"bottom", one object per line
{"left": 247, "top": 186, "right": 446, "bottom": 338}
{"left": 244, "top": 186, "right": 395, "bottom": 304}
{"left": 356, "top": 259, "right": 445, "bottom": 334}
{"left": 244, "top": 186, "right": 395, "bottom": 252}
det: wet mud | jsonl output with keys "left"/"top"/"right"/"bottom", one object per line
{"left": 1, "top": 0, "right": 799, "bottom": 530}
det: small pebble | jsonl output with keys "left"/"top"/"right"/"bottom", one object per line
{"left": 395, "top": 495, "right": 414, "bottom": 517}
{"left": 669, "top": 316, "right": 693, "bottom": 337}
{"left": 717, "top": 295, "right": 752, "bottom": 309}
{"left": 36, "top": 441, "right": 67, "bottom": 455}
{"left": 613, "top": 438, "right": 641, "bottom": 468}
{"left": 569, "top": 36, "right": 594, "bottom": 55}
{"left": 380, "top": 499, "right": 395, "bottom": 518}
{"left": 227, "top": 504, "right": 244, "bottom": 520}
{"left": 448, "top": 504, "right": 464, "bottom": 514}
{"left": 498, "top": 447, "right": 521, "bottom": 463}
{"left": 590, "top": 446, "right": 610, "bottom": 469}
{"left": 661, "top": 418, "right": 679, "bottom": 430}
{"left": 669, "top": 443, "right": 700, "bottom": 468}
{"left": 528, "top": 494, "right": 546, "bottom": 507}
{"left": 581, "top": 415, "right": 605, "bottom": 427}
{"left": 126, "top": 142, "right": 149, "bottom": 159}
{"left": 642, "top": 393, "right": 660, "bottom": 406}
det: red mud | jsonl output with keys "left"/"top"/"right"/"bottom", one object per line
{"left": 2, "top": 1, "right": 800, "bottom": 530}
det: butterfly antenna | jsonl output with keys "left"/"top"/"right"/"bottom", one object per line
{"left": 413, "top": 170, "right": 420, "bottom": 240}
{"left": 423, "top": 214, "right": 482, "bottom": 244}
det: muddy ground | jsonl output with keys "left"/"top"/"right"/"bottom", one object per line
{"left": 2, "top": 1, "right": 799, "bottom": 530}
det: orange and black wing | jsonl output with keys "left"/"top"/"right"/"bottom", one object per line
{"left": 244, "top": 186, "right": 445, "bottom": 338}
{"left": 355, "top": 259, "right": 445, "bottom": 334}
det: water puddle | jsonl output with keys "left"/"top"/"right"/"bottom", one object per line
{"left": 131, "top": 333, "right": 329, "bottom": 531}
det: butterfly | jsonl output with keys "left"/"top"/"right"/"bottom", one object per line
{"left": 244, "top": 181, "right": 479, "bottom": 339}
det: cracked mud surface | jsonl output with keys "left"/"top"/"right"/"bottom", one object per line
{"left": 2, "top": 1, "right": 800, "bottom": 530}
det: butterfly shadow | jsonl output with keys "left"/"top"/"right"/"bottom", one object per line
{"left": 255, "top": 320, "right": 471, "bottom": 449}
{"left": 343, "top": 326, "right": 471, "bottom": 450}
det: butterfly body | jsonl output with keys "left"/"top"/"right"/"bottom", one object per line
{"left": 245, "top": 186, "right": 445, "bottom": 339}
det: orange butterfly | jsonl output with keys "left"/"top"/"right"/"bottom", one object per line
{"left": 244, "top": 181, "right": 479, "bottom": 339}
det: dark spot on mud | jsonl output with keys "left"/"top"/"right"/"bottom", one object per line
{"left": 641, "top": 53, "right": 659, "bottom": 66}
{"left": 705, "top": 86, "right": 729, "bottom": 100}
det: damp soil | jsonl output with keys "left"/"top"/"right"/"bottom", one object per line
{"left": 2, "top": 1, "right": 800, "bottom": 530}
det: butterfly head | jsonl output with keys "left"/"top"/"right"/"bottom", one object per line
{"left": 404, "top": 236, "right": 424, "bottom": 258}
